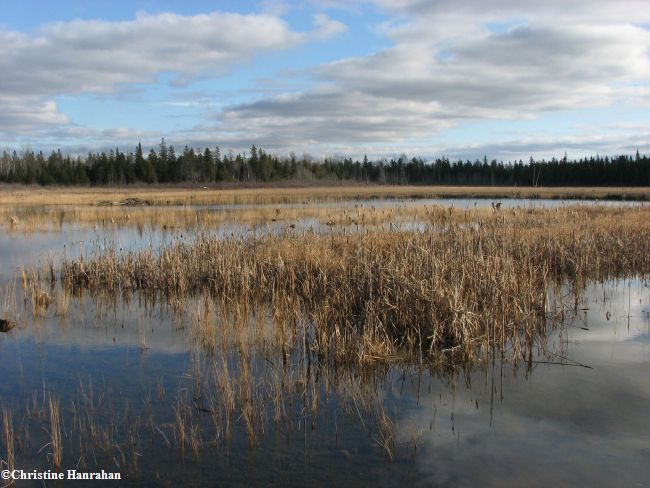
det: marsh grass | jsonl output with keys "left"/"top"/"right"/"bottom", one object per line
{"left": 40, "top": 394, "right": 62, "bottom": 470}
{"left": 60, "top": 206, "right": 649, "bottom": 365}
{"left": 2, "top": 409, "right": 14, "bottom": 478}
{"left": 2, "top": 184, "right": 647, "bottom": 234}
{"left": 0, "top": 278, "right": 18, "bottom": 327}
{"left": 2, "top": 201, "right": 648, "bottom": 476}
{"left": 0, "top": 282, "right": 629, "bottom": 476}
{"left": 0, "top": 199, "right": 426, "bottom": 233}
{"left": 1, "top": 185, "right": 648, "bottom": 208}
{"left": 373, "top": 403, "right": 395, "bottom": 461}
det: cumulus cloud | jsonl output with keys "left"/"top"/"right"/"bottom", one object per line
{"left": 214, "top": 0, "right": 650, "bottom": 155}
{"left": 2, "top": 1, "right": 649, "bottom": 159}
{"left": 217, "top": 87, "right": 454, "bottom": 148}
{"left": 310, "top": 23, "right": 650, "bottom": 114}
{"left": 0, "top": 9, "right": 345, "bottom": 135}
{"left": 0, "top": 11, "right": 342, "bottom": 98}
{"left": 0, "top": 96, "right": 70, "bottom": 134}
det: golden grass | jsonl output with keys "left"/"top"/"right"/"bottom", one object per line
{"left": 3, "top": 200, "right": 648, "bottom": 472}
{"left": 1, "top": 184, "right": 648, "bottom": 207}
{"left": 2, "top": 194, "right": 645, "bottom": 236}
{"left": 60, "top": 206, "right": 649, "bottom": 365}
{"left": 2, "top": 409, "right": 14, "bottom": 477}
{"left": 0, "top": 200, "right": 414, "bottom": 233}
{"left": 42, "top": 394, "right": 62, "bottom": 470}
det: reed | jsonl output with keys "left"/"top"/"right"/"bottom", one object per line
{"left": 45, "top": 394, "right": 62, "bottom": 470}
{"left": 3, "top": 203, "right": 648, "bottom": 474}
{"left": 173, "top": 401, "right": 187, "bottom": 454}
{"left": 1, "top": 194, "right": 645, "bottom": 236}
{"left": 0, "top": 279, "right": 18, "bottom": 333}
{"left": 2, "top": 409, "right": 14, "bottom": 478}
{"left": 19, "top": 268, "right": 54, "bottom": 319}
{"left": 60, "top": 206, "right": 649, "bottom": 365}
{"left": 373, "top": 403, "right": 395, "bottom": 461}
{"left": 54, "top": 288, "right": 71, "bottom": 318}
{"left": 1, "top": 184, "right": 648, "bottom": 208}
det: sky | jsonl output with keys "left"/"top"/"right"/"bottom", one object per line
{"left": 1, "top": 0, "right": 649, "bottom": 161}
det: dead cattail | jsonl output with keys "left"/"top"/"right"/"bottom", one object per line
{"left": 59, "top": 206, "right": 649, "bottom": 365}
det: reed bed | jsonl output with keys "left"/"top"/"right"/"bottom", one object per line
{"left": 0, "top": 200, "right": 528, "bottom": 234}
{"left": 2, "top": 188, "right": 646, "bottom": 235}
{"left": 3, "top": 204, "right": 647, "bottom": 476}
{"left": 0, "top": 202, "right": 394, "bottom": 233}
{"left": 1, "top": 184, "right": 647, "bottom": 208}
{"left": 60, "top": 206, "right": 649, "bottom": 365}
{"left": 0, "top": 350, "right": 411, "bottom": 476}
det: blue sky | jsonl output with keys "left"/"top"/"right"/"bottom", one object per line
{"left": 1, "top": 0, "right": 649, "bottom": 161}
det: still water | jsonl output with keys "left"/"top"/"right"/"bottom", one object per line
{"left": 0, "top": 200, "right": 648, "bottom": 487}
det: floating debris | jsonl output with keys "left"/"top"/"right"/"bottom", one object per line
{"left": 98, "top": 197, "right": 151, "bottom": 206}
{"left": 0, "top": 319, "right": 16, "bottom": 332}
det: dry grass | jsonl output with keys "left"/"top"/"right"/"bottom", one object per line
{"left": 2, "top": 200, "right": 648, "bottom": 473}
{"left": 0, "top": 279, "right": 18, "bottom": 325}
{"left": 2, "top": 409, "right": 14, "bottom": 477}
{"left": 1, "top": 184, "right": 646, "bottom": 235}
{"left": 60, "top": 206, "right": 649, "bottom": 365}
{"left": 1, "top": 184, "right": 647, "bottom": 208}
{"left": 19, "top": 268, "right": 54, "bottom": 318}
{"left": 0, "top": 200, "right": 415, "bottom": 233}
{"left": 43, "top": 394, "right": 62, "bottom": 470}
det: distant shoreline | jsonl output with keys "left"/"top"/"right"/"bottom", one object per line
{"left": 1, "top": 183, "right": 648, "bottom": 206}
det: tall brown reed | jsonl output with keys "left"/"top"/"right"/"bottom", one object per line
{"left": 2, "top": 409, "right": 14, "bottom": 476}
{"left": 46, "top": 394, "right": 62, "bottom": 470}
{"left": 1, "top": 185, "right": 647, "bottom": 209}
{"left": 60, "top": 206, "right": 649, "bottom": 365}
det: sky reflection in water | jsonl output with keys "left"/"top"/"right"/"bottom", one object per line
{"left": 0, "top": 200, "right": 647, "bottom": 487}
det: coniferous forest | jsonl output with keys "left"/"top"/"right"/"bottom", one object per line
{"left": 1, "top": 139, "right": 648, "bottom": 187}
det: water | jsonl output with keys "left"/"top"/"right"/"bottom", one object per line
{"left": 1, "top": 198, "right": 642, "bottom": 269}
{"left": 0, "top": 200, "right": 648, "bottom": 487}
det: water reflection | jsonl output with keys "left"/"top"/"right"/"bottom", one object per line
{"left": 0, "top": 278, "right": 647, "bottom": 486}
{"left": 0, "top": 199, "right": 647, "bottom": 486}
{"left": 1, "top": 198, "right": 642, "bottom": 273}
{"left": 402, "top": 279, "right": 650, "bottom": 487}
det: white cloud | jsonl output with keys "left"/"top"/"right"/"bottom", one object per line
{"left": 217, "top": 87, "right": 454, "bottom": 148}
{"left": 0, "top": 11, "right": 312, "bottom": 98}
{"left": 2, "top": 1, "right": 649, "bottom": 159}
{"left": 213, "top": 1, "right": 650, "bottom": 155}
{"left": 310, "top": 22, "right": 650, "bottom": 115}
{"left": 310, "top": 13, "right": 348, "bottom": 40}
{"left": 0, "top": 96, "right": 70, "bottom": 133}
{"left": 0, "top": 9, "right": 346, "bottom": 136}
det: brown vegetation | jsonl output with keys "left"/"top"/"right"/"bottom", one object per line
{"left": 2, "top": 199, "right": 647, "bottom": 474}
{"left": 1, "top": 184, "right": 647, "bottom": 207}
{"left": 60, "top": 206, "right": 649, "bottom": 365}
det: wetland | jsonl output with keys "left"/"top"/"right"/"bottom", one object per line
{"left": 0, "top": 186, "right": 648, "bottom": 487}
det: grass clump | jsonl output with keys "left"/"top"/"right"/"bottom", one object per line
{"left": 60, "top": 206, "right": 649, "bottom": 365}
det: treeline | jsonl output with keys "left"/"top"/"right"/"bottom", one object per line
{"left": 1, "top": 139, "right": 648, "bottom": 186}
